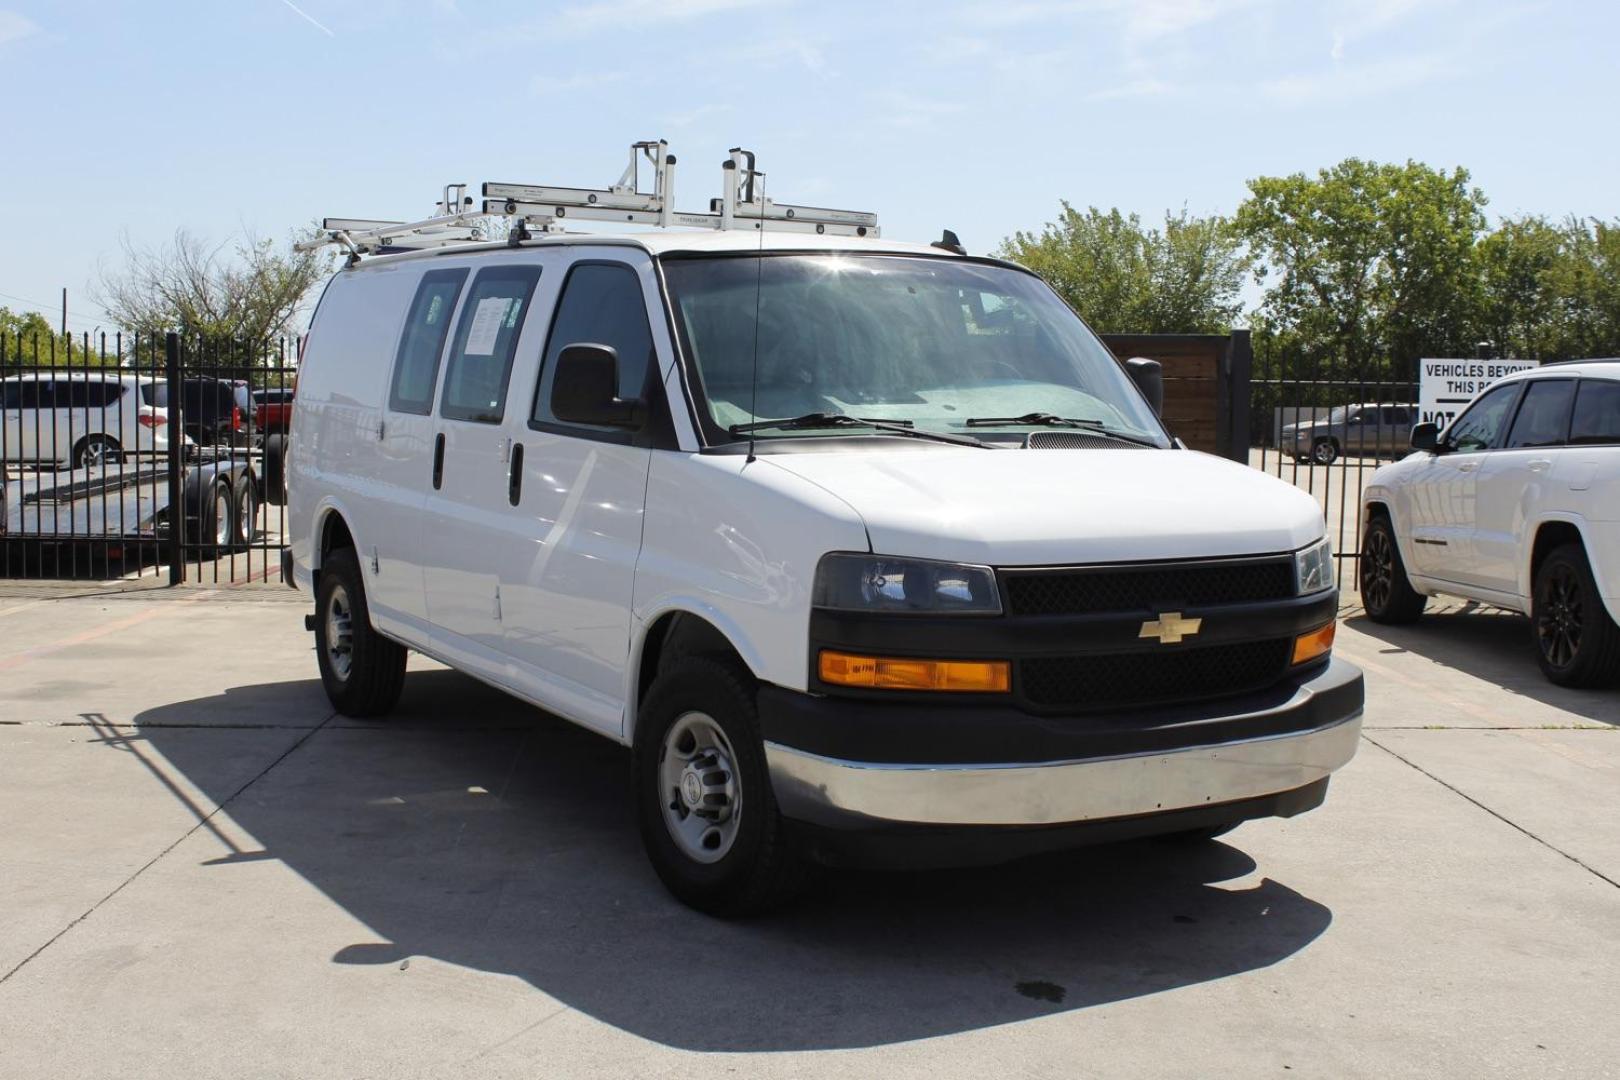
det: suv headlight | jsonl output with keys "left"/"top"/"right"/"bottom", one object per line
{"left": 812, "top": 553, "right": 1002, "bottom": 615}
{"left": 1295, "top": 536, "right": 1333, "bottom": 594}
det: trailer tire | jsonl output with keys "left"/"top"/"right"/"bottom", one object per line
{"left": 263, "top": 435, "right": 288, "bottom": 507}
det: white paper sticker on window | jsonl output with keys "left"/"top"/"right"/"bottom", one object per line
{"left": 464, "top": 297, "right": 513, "bottom": 357}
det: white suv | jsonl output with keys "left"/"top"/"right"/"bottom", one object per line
{"left": 1, "top": 372, "right": 175, "bottom": 468}
{"left": 286, "top": 228, "right": 1364, "bottom": 914}
{"left": 1360, "top": 361, "right": 1620, "bottom": 686}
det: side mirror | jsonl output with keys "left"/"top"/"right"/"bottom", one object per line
{"left": 550, "top": 343, "right": 644, "bottom": 428}
{"left": 1125, "top": 357, "right": 1164, "bottom": 416}
{"left": 1410, "top": 422, "right": 1441, "bottom": 452}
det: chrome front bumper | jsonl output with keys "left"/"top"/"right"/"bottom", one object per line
{"left": 766, "top": 710, "right": 1362, "bottom": 829}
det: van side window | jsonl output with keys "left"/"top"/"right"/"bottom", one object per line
{"left": 1505, "top": 380, "right": 1574, "bottom": 448}
{"left": 1570, "top": 380, "right": 1620, "bottom": 445}
{"left": 532, "top": 263, "right": 654, "bottom": 430}
{"left": 389, "top": 269, "right": 468, "bottom": 415}
{"left": 440, "top": 266, "right": 542, "bottom": 424}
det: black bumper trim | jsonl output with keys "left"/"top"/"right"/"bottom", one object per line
{"left": 759, "top": 655, "right": 1363, "bottom": 765}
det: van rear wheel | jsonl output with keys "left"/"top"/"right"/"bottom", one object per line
{"left": 634, "top": 656, "right": 809, "bottom": 916}
{"left": 315, "top": 547, "right": 407, "bottom": 716}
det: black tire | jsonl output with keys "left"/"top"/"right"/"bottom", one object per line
{"left": 263, "top": 435, "right": 287, "bottom": 506}
{"left": 633, "top": 656, "right": 809, "bottom": 916}
{"left": 74, "top": 434, "right": 121, "bottom": 469}
{"left": 1532, "top": 543, "right": 1620, "bottom": 688}
{"left": 231, "top": 473, "right": 257, "bottom": 548}
{"left": 1360, "top": 514, "right": 1426, "bottom": 624}
{"left": 315, "top": 547, "right": 407, "bottom": 717}
{"left": 1312, "top": 438, "right": 1339, "bottom": 466}
{"left": 197, "top": 479, "right": 233, "bottom": 553}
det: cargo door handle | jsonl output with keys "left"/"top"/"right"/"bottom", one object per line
{"left": 1458, "top": 461, "right": 1478, "bottom": 472}
{"left": 508, "top": 442, "right": 524, "bottom": 506}
{"left": 432, "top": 432, "right": 445, "bottom": 489}
{"left": 1528, "top": 459, "right": 1552, "bottom": 473}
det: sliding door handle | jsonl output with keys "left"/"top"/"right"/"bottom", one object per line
{"left": 508, "top": 442, "right": 524, "bottom": 506}
{"left": 432, "top": 432, "right": 445, "bottom": 489}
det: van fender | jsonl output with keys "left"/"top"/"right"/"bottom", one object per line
{"left": 309, "top": 494, "right": 365, "bottom": 572}
{"left": 624, "top": 597, "right": 770, "bottom": 745}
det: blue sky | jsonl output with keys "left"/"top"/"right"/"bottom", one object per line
{"left": 1, "top": 0, "right": 1615, "bottom": 336}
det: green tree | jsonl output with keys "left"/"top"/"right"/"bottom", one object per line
{"left": 95, "top": 227, "right": 331, "bottom": 356}
{"left": 1551, "top": 216, "right": 1620, "bottom": 358}
{"left": 1475, "top": 215, "right": 1566, "bottom": 359}
{"left": 998, "top": 204, "right": 1246, "bottom": 333}
{"left": 1236, "top": 159, "right": 1487, "bottom": 379}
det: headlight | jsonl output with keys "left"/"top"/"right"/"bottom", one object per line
{"left": 1295, "top": 536, "right": 1333, "bottom": 594}
{"left": 812, "top": 553, "right": 1002, "bottom": 615}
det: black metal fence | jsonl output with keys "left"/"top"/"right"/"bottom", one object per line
{"left": 1249, "top": 359, "right": 1420, "bottom": 596}
{"left": 1, "top": 331, "right": 296, "bottom": 584}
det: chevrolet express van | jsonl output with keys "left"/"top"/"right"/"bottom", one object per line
{"left": 286, "top": 228, "right": 1364, "bottom": 914}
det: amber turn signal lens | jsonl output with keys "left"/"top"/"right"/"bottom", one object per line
{"left": 819, "top": 650, "right": 1011, "bottom": 692}
{"left": 1291, "top": 621, "right": 1336, "bottom": 665}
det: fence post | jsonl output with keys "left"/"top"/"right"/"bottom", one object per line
{"left": 1227, "top": 329, "right": 1253, "bottom": 464}
{"left": 164, "top": 332, "right": 185, "bottom": 585}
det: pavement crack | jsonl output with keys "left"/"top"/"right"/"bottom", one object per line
{"left": 0, "top": 709, "right": 340, "bottom": 987}
{"left": 1362, "top": 732, "right": 1620, "bottom": 891}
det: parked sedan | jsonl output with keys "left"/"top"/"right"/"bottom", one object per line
{"left": 1283, "top": 403, "right": 1415, "bottom": 465}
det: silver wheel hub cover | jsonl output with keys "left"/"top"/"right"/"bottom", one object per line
{"left": 659, "top": 712, "right": 742, "bottom": 864}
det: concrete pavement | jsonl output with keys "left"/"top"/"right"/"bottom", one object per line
{"left": 1, "top": 587, "right": 1616, "bottom": 1078}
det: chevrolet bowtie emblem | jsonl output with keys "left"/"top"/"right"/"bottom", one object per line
{"left": 1139, "top": 611, "right": 1202, "bottom": 644}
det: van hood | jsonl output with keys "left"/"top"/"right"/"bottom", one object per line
{"left": 763, "top": 446, "right": 1327, "bottom": 566}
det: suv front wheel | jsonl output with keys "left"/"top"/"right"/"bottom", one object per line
{"left": 633, "top": 656, "right": 809, "bottom": 916}
{"left": 1533, "top": 543, "right": 1620, "bottom": 688}
{"left": 1360, "top": 515, "right": 1426, "bottom": 623}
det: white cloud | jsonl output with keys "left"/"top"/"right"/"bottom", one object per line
{"left": 555, "top": 0, "right": 777, "bottom": 36}
{"left": 1262, "top": 52, "right": 1458, "bottom": 106}
{"left": 961, "top": 0, "right": 1267, "bottom": 40}
{"left": 872, "top": 91, "right": 967, "bottom": 131}
{"left": 0, "top": 9, "right": 40, "bottom": 45}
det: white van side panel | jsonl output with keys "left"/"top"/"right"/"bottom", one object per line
{"left": 628, "top": 452, "right": 869, "bottom": 739}
{"left": 288, "top": 263, "right": 419, "bottom": 615}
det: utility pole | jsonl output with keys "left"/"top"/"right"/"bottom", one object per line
{"left": 61, "top": 287, "right": 66, "bottom": 339}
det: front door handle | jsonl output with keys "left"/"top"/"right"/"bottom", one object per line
{"left": 508, "top": 442, "right": 524, "bottom": 506}
{"left": 1458, "top": 460, "right": 1479, "bottom": 472}
{"left": 432, "top": 432, "right": 445, "bottom": 489}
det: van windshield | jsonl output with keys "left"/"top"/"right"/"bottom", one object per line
{"left": 661, "top": 254, "right": 1170, "bottom": 447}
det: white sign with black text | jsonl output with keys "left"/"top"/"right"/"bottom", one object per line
{"left": 1418, "top": 358, "right": 1539, "bottom": 429}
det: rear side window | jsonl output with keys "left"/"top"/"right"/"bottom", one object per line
{"left": 531, "top": 263, "right": 654, "bottom": 430}
{"left": 390, "top": 269, "right": 468, "bottom": 415}
{"left": 1505, "top": 380, "right": 1574, "bottom": 448}
{"left": 440, "top": 266, "right": 541, "bottom": 423}
{"left": 141, "top": 383, "right": 167, "bottom": 408}
{"left": 61, "top": 380, "right": 123, "bottom": 408}
{"left": 1570, "top": 380, "right": 1620, "bottom": 445}
{"left": 0, "top": 380, "right": 27, "bottom": 408}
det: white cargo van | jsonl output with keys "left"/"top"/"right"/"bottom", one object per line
{"left": 286, "top": 147, "right": 1363, "bottom": 914}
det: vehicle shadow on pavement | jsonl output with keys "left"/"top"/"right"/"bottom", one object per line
{"left": 1344, "top": 609, "right": 1620, "bottom": 727}
{"left": 134, "top": 669, "right": 1334, "bottom": 1052}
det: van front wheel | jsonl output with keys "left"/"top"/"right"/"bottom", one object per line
{"left": 634, "top": 657, "right": 809, "bottom": 916}
{"left": 314, "top": 547, "right": 407, "bottom": 717}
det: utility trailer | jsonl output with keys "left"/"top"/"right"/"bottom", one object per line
{"left": 1, "top": 447, "right": 273, "bottom": 578}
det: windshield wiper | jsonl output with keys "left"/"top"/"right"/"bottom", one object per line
{"left": 729, "top": 411, "right": 990, "bottom": 449}
{"left": 963, "top": 412, "right": 1160, "bottom": 447}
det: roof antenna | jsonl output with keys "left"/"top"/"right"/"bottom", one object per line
{"left": 932, "top": 229, "right": 966, "bottom": 255}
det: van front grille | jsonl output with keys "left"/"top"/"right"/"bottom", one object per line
{"left": 1018, "top": 638, "right": 1294, "bottom": 711}
{"left": 1003, "top": 558, "right": 1296, "bottom": 616}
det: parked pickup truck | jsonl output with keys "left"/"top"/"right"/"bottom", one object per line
{"left": 286, "top": 149, "right": 1365, "bottom": 914}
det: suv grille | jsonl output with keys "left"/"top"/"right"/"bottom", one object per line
{"left": 1019, "top": 639, "right": 1294, "bottom": 711}
{"left": 1003, "top": 558, "right": 1295, "bottom": 616}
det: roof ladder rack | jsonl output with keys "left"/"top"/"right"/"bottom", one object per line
{"left": 295, "top": 183, "right": 488, "bottom": 260}
{"left": 484, "top": 142, "right": 879, "bottom": 237}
